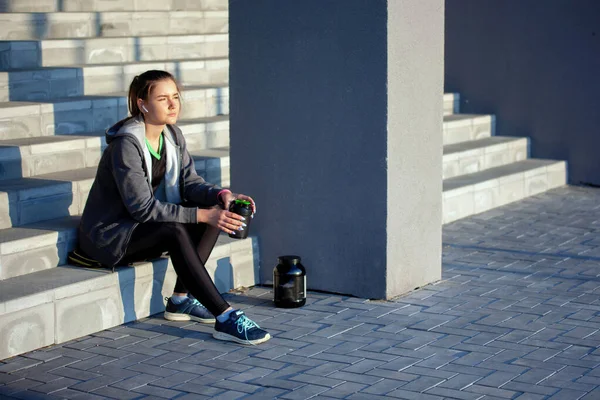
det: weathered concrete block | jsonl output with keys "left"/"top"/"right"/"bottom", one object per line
{"left": 91, "top": 0, "right": 134, "bottom": 12}
{"left": 83, "top": 74, "right": 123, "bottom": 95}
{"left": 0, "top": 0, "right": 58, "bottom": 12}
{"left": 133, "top": 0, "right": 170, "bottom": 11}
{"left": 131, "top": 12, "right": 168, "bottom": 36}
{"left": 96, "top": 13, "right": 133, "bottom": 37}
{"left": 32, "top": 151, "right": 87, "bottom": 177}
{"left": 443, "top": 160, "right": 459, "bottom": 179}
{"left": 55, "top": 285, "right": 123, "bottom": 343}
{"left": 498, "top": 179, "right": 525, "bottom": 207}
{"left": 0, "top": 244, "right": 60, "bottom": 280}
{"left": 0, "top": 229, "right": 61, "bottom": 257}
{"left": 0, "top": 158, "right": 27, "bottom": 180}
{"left": 121, "top": 259, "right": 177, "bottom": 321}
{"left": 443, "top": 190, "right": 474, "bottom": 224}
{"left": 443, "top": 121, "right": 472, "bottom": 145}
{"left": 472, "top": 118, "right": 493, "bottom": 140}
{"left": 443, "top": 94, "right": 458, "bottom": 116}
{"left": 171, "top": 0, "right": 228, "bottom": 11}
{"left": 0, "top": 303, "right": 54, "bottom": 360}
{"left": 93, "top": 105, "right": 122, "bottom": 132}
{"left": 0, "top": 114, "right": 44, "bottom": 140}
{"left": 85, "top": 147, "right": 103, "bottom": 168}
{"left": 525, "top": 172, "right": 549, "bottom": 197}
{"left": 51, "top": 108, "right": 94, "bottom": 135}
{"left": 547, "top": 162, "right": 567, "bottom": 188}
{"left": 474, "top": 185, "right": 500, "bottom": 214}
{"left": 200, "top": 12, "right": 229, "bottom": 34}
{"left": 230, "top": 238, "right": 259, "bottom": 289}
{"left": 7, "top": 49, "right": 41, "bottom": 69}
{"left": 18, "top": 192, "right": 79, "bottom": 226}
{"left": 47, "top": 19, "right": 94, "bottom": 41}
{"left": 458, "top": 156, "right": 482, "bottom": 176}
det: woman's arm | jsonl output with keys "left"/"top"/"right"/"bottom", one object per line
{"left": 110, "top": 136, "right": 197, "bottom": 223}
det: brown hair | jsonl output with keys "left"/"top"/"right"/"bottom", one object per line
{"left": 127, "top": 70, "right": 182, "bottom": 118}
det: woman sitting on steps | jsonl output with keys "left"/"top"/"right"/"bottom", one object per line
{"left": 76, "top": 69, "right": 270, "bottom": 345}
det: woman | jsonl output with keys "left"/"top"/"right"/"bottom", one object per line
{"left": 78, "top": 70, "right": 270, "bottom": 345}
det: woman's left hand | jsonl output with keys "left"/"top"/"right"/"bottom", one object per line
{"left": 222, "top": 192, "right": 257, "bottom": 214}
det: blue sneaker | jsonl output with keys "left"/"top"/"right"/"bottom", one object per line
{"left": 213, "top": 310, "right": 271, "bottom": 345}
{"left": 164, "top": 297, "right": 215, "bottom": 324}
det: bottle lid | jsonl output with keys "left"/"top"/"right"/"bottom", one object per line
{"left": 278, "top": 255, "right": 301, "bottom": 265}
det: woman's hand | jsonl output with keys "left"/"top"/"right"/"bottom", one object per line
{"left": 221, "top": 192, "right": 257, "bottom": 214}
{"left": 197, "top": 208, "right": 246, "bottom": 235}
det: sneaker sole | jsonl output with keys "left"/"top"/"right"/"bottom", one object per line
{"left": 164, "top": 311, "right": 215, "bottom": 324}
{"left": 212, "top": 331, "right": 272, "bottom": 345}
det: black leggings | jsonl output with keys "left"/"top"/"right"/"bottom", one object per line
{"left": 121, "top": 222, "right": 230, "bottom": 316}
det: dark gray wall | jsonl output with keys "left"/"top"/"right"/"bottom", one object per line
{"left": 229, "top": 0, "right": 388, "bottom": 297}
{"left": 446, "top": 0, "right": 600, "bottom": 185}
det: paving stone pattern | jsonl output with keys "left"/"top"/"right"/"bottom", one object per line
{"left": 1, "top": 185, "right": 600, "bottom": 399}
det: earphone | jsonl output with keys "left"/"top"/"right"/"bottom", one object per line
{"left": 141, "top": 105, "right": 149, "bottom": 113}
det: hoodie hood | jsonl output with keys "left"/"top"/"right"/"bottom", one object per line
{"left": 105, "top": 115, "right": 146, "bottom": 145}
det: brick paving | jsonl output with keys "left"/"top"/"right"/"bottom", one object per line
{"left": 1, "top": 185, "right": 600, "bottom": 399}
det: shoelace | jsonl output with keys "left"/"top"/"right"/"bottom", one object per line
{"left": 235, "top": 315, "right": 261, "bottom": 344}
{"left": 189, "top": 298, "right": 207, "bottom": 309}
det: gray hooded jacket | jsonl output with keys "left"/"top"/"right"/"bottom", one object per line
{"left": 78, "top": 116, "right": 222, "bottom": 266}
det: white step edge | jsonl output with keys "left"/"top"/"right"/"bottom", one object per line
{"left": 443, "top": 114, "right": 494, "bottom": 146}
{"left": 443, "top": 136, "right": 529, "bottom": 179}
{"left": 443, "top": 159, "right": 567, "bottom": 224}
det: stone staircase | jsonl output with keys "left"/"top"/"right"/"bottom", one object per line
{"left": 0, "top": 0, "right": 568, "bottom": 360}
{"left": 0, "top": 0, "right": 259, "bottom": 360}
{"left": 442, "top": 93, "right": 566, "bottom": 224}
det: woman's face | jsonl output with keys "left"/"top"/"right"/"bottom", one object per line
{"left": 139, "top": 79, "right": 180, "bottom": 125}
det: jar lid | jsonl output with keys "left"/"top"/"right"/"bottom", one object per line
{"left": 278, "top": 255, "right": 301, "bottom": 264}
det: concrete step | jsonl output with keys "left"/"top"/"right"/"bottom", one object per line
{"left": 0, "top": 0, "right": 227, "bottom": 13}
{"left": 443, "top": 93, "right": 459, "bottom": 116}
{"left": 443, "top": 136, "right": 529, "bottom": 179}
{"left": 191, "top": 146, "right": 229, "bottom": 188}
{"left": 443, "top": 114, "right": 494, "bottom": 145}
{"left": 0, "top": 167, "right": 97, "bottom": 229}
{"left": 0, "top": 144, "right": 231, "bottom": 229}
{"left": 0, "top": 85, "right": 229, "bottom": 139}
{"left": 0, "top": 33, "right": 228, "bottom": 69}
{"left": 0, "top": 10, "right": 228, "bottom": 40}
{"left": 0, "top": 231, "right": 258, "bottom": 360}
{"left": 0, "top": 144, "right": 230, "bottom": 281}
{"left": 443, "top": 159, "right": 567, "bottom": 224}
{"left": 0, "top": 116, "right": 229, "bottom": 180}
{"left": 0, "top": 58, "right": 229, "bottom": 102}
{"left": 0, "top": 143, "right": 229, "bottom": 281}
{"left": 0, "top": 215, "right": 78, "bottom": 280}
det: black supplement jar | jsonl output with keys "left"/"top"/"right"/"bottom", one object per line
{"left": 273, "top": 255, "right": 306, "bottom": 308}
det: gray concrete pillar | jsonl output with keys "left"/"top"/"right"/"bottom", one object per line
{"left": 229, "top": 0, "right": 444, "bottom": 299}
